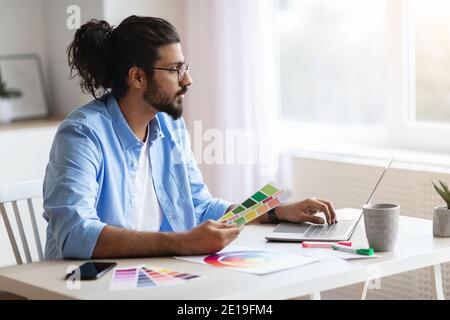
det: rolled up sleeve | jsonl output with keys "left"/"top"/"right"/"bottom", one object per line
{"left": 43, "top": 121, "right": 106, "bottom": 260}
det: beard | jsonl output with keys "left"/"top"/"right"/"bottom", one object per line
{"left": 143, "top": 81, "right": 188, "bottom": 120}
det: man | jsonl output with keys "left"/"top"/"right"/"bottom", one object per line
{"left": 43, "top": 16, "right": 336, "bottom": 260}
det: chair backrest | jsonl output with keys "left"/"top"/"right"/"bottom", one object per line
{"left": 0, "top": 180, "right": 44, "bottom": 265}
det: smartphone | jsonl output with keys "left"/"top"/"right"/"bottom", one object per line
{"left": 66, "top": 262, "right": 117, "bottom": 280}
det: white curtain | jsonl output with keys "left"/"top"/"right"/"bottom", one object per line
{"left": 181, "top": 0, "right": 282, "bottom": 203}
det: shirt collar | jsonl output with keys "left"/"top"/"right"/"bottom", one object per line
{"left": 105, "top": 93, "right": 164, "bottom": 150}
{"left": 149, "top": 114, "right": 165, "bottom": 141}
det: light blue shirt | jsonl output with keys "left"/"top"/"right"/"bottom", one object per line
{"left": 43, "top": 93, "right": 231, "bottom": 260}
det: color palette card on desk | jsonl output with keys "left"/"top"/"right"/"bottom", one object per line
{"left": 174, "top": 245, "right": 318, "bottom": 275}
{"left": 109, "top": 265, "right": 204, "bottom": 290}
{"left": 109, "top": 266, "right": 140, "bottom": 290}
{"left": 141, "top": 265, "right": 204, "bottom": 285}
{"left": 219, "top": 182, "right": 292, "bottom": 226}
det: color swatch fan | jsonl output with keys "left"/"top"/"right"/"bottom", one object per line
{"left": 219, "top": 182, "right": 292, "bottom": 226}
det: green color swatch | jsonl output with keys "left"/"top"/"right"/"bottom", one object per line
{"left": 235, "top": 217, "right": 246, "bottom": 226}
{"left": 261, "top": 184, "right": 279, "bottom": 196}
{"left": 242, "top": 198, "right": 257, "bottom": 208}
{"left": 251, "top": 191, "right": 268, "bottom": 202}
{"left": 232, "top": 205, "right": 246, "bottom": 214}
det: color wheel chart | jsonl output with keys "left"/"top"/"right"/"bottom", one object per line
{"left": 109, "top": 265, "right": 204, "bottom": 290}
{"left": 172, "top": 245, "right": 319, "bottom": 275}
{"left": 219, "top": 182, "right": 292, "bottom": 226}
{"left": 204, "top": 250, "right": 280, "bottom": 269}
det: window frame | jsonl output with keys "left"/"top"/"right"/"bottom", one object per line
{"left": 276, "top": 0, "right": 450, "bottom": 154}
{"left": 391, "top": 0, "right": 450, "bottom": 153}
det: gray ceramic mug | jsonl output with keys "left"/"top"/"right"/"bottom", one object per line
{"left": 362, "top": 203, "right": 400, "bottom": 252}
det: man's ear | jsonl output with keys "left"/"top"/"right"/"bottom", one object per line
{"left": 128, "top": 66, "right": 147, "bottom": 90}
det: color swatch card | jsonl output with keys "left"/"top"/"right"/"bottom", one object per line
{"left": 141, "top": 265, "right": 204, "bottom": 285}
{"left": 219, "top": 182, "right": 292, "bottom": 226}
{"left": 174, "top": 245, "right": 318, "bottom": 275}
{"left": 136, "top": 269, "right": 157, "bottom": 289}
{"left": 110, "top": 266, "right": 140, "bottom": 290}
{"left": 109, "top": 265, "right": 204, "bottom": 290}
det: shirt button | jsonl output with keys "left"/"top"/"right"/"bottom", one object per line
{"left": 131, "top": 161, "right": 138, "bottom": 168}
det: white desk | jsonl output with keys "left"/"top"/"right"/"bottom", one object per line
{"left": 0, "top": 214, "right": 449, "bottom": 300}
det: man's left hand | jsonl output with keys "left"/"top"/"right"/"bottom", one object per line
{"left": 275, "top": 198, "right": 337, "bottom": 225}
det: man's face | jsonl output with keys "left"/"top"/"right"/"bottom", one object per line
{"left": 143, "top": 43, "right": 193, "bottom": 120}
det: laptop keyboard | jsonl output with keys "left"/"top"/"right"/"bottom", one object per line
{"left": 304, "top": 220, "right": 353, "bottom": 239}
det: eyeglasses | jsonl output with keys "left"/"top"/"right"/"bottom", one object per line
{"left": 152, "top": 63, "right": 190, "bottom": 82}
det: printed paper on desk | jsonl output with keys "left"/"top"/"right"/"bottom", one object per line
{"left": 174, "top": 245, "right": 318, "bottom": 275}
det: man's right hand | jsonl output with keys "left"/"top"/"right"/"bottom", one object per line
{"left": 92, "top": 220, "right": 241, "bottom": 259}
{"left": 180, "top": 220, "right": 241, "bottom": 255}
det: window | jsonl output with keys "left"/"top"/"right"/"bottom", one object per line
{"left": 277, "top": 0, "right": 387, "bottom": 127}
{"left": 413, "top": 0, "right": 450, "bottom": 124}
{"left": 276, "top": 0, "right": 450, "bottom": 153}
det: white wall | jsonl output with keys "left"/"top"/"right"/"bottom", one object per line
{"left": 43, "top": 0, "right": 104, "bottom": 116}
{"left": 103, "top": 0, "right": 182, "bottom": 29}
{"left": 0, "top": 0, "right": 49, "bottom": 96}
{"left": 0, "top": 126, "right": 58, "bottom": 185}
{"left": 0, "top": 0, "right": 103, "bottom": 116}
{"left": 43, "top": 0, "right": 183, "bottom": 116}
{"left": 1, "top": 0, "right": 184, "bottom": 116}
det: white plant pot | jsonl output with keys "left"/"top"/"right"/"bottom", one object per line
{"left": 433, "top": 206, "right": 450, "bottom": 237}
{"left": 0, "top": 99, "right": 14, "bottom": 124}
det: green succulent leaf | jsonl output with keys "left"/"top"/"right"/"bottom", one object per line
{"left": 433, "top": 181, "right": 450, "bottom": 207}
{"left": 439, "top": 180, "right": 450, "bottom": 194}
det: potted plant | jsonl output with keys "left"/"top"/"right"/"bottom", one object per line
{"left": 432, "top": 180, "right": 450, "bottom": 237}
{"left": 0, "top": 78, "right": 22, "bottom": 124}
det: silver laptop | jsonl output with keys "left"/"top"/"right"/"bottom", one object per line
{"left": 265, "top": 157, "right": 394, "bottom": 242}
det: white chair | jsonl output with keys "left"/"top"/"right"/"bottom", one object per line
{"left": 0, "top": 180, "right": 44, "bottom": 265}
